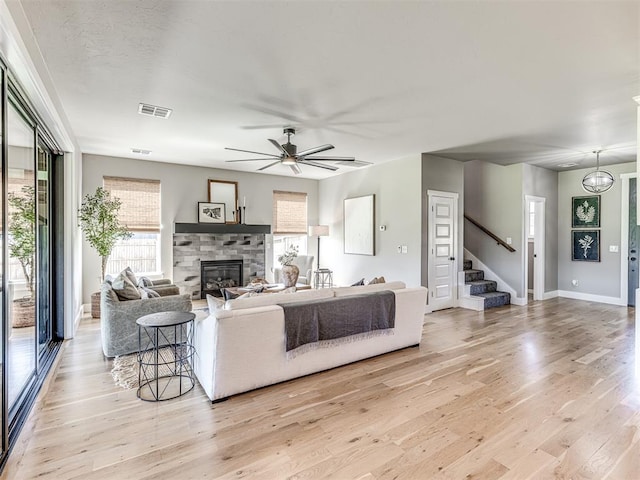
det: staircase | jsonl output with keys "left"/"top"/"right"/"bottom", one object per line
{"left": 463, "top": 259, "right": 511, "bottom": 309}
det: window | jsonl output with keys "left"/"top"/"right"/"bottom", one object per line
{"left": 273, "top": 190, "right": 308, "bottom": 264}
{"left": 104, "top": 176, "right": 161, "bottom": 275}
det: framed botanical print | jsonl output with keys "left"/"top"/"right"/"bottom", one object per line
{"left": 572, "top": 195, "right": 600, "bottom": 228}
{"left": 572, "top": 229, "right": 600, "bottom": 262}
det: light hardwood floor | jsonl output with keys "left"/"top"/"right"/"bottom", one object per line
{"left": 2, "top": 298, "right": 639, "bottom": 479}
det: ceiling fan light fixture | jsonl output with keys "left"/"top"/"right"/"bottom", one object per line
{"left": 281, "top": 156, "right": 297, "bottom": 166}
{"left": 582, "top": 150, "right": 614, "bottom": 193}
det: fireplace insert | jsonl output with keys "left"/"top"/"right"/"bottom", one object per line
{"left": 200, "top": 259, "right": 243, "bottom": 298}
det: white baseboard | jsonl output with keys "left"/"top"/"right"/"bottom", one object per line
{"left": 543, "top": 290, "right": 559, "bottom": 300}
{"left": 510, "top": 296, "right": 528, "bottom": 306}
{"left": 557, "top": 290, "right": 626, "bottom": 306}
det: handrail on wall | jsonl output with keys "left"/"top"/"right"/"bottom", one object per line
{"left": 464, "top": 214, "right": 516, "bottom": 252}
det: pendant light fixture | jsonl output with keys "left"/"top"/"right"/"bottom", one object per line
{"left": 582, "top": 150, "right": 614, "bottom": 193}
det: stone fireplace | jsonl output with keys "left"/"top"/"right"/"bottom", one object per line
{"left": 200, "top": 259, "right": 243, "bottom": 298}
{"left": 173, "top": 230, "right": 267, "bottom": 300}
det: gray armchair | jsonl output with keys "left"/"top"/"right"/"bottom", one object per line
{"left": 273, "top": 255, "right": 314, "bottom": 285}
{"left": 100, "top": 280, "right": 192, "bottom": 357}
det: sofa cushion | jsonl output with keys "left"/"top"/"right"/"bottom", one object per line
{"left": 227, "top": 288, "right": 334, "bottom": 311}
{"left": 332, "top": 281, "right": 406, "bottom": 297}
{"left": 112, "top": 269, "right": 142, "bottom": 300}
{"left": 206, "top": 294, "right": 226, "bottom": 312}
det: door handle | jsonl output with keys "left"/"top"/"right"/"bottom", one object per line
{"left": 631, "top": 257, "right": 637, "bottom": 262}
{"left": 449, "top": 257, "right": 455, "bottom": 261}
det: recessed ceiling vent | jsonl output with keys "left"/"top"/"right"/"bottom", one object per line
{"left": 131, "top": 148, "right": 152, "bottom": 155}
{"left": 138, "top": 103, "right": 172, "bottom": 119}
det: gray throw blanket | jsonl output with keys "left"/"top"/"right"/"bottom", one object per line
{"left": 280, "top": 290, "right": 396, "bottom": 356}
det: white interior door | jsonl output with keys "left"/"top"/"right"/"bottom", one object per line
{"left": 525, "top": 196, "right": 545, "bottom": 302}
{"left": 428, "top": 191, "right": 458, "bottom": 311}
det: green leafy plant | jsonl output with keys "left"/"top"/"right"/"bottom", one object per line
{"left": 8, "top": 185, "right": 36, "bottom": 300}
{"left": 277, "top": 244, "right": 299, "bottom": 266}
{"left": 78, "top": 187, "right": 132, "bottom": 282}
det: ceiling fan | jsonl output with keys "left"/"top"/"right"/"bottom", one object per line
{"left": 225, "top": 127, "right": 356, "bottom": 175}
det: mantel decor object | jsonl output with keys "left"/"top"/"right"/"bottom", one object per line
{"left": 198, "top": 202, "right": 225, "bottom": 224}
{"left": 208, "top": 179, "right": 238, "bottom": 224}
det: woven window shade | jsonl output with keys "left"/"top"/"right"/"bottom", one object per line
{"left": 273, "top": 190, "right": 307, "bottom": 234}
{"left": 103, "top": 176, "right": 161, "bottom": 232}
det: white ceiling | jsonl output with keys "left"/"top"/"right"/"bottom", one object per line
{"left": 18, "top": 0, "right": 640, "bottom": 179}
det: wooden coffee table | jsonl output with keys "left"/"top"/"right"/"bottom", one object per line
{"left": 230, "top": 284, "right": 312, "bottom": 295}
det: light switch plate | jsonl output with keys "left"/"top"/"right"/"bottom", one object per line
{"left": 609, "top": 245, "right": 619, "bottom": 253}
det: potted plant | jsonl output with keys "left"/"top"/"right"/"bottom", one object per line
{"left": 78, "top": 187, "right": 132, "bottom": 317}
{"left": 8, "top": 185, "right": 36, "bottom": 328}
{"left": 277, "top": 244, "right": 299, "bottom": 287}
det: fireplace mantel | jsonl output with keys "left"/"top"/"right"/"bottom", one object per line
{"left": 174, "top": 223, "right": 271, "bottom": 234}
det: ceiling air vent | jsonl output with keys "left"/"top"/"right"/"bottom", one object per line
{"left": 138, "top": 103, "right": 172, "bottom": 119}
{"left": 131, "top": 148, "right": 152, "bottom": 155}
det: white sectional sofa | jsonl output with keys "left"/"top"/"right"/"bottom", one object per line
{"left": 192, "top": 281, "right": 428, "bottom": 402}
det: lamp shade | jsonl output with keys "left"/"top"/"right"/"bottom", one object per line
{"left": 308, "top": 225, "right": 329, "bottom": 237}
{"left": 582, "top": 170, "right": 614, "bottom": 193}
{"left": 582, "top": 149, "right": 614, "bottom": 194}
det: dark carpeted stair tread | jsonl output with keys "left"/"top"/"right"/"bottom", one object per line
{"left": 467, "top": 280, "right": 497, "bottom": 295}
{"left": 464, "top": 269, "right": 484, "bottom": 282}
{"left": 475, "top": 291, "right": 511, "bottom": 309}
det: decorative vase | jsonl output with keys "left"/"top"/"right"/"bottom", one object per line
{"left": 281, "top": 264, "right": 299, "bottom": 288}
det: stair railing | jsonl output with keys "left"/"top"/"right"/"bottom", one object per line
{"left": 464, "top": 214, "right": 516, "bottom": 252}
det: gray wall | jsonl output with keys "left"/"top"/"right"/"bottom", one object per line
{"left": 318, "top": 155, "right": 423, "bottom": 287}
{"left": 558, "top": 161, "right": 635, "bottom": 298}
{"left": 421, "top": 154, "right": 464, "bottom": 287}
{"left": 523, "top": 163, "right": 559, "bottom": 292}
{"left": 82, "top": 154, "right": 319, "bottom": 302}
{"left": 464, "top": 161, "right": 525, "bottom": 296}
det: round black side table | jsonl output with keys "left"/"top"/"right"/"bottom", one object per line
{"left": 136, "top": 311, "right": 196, "bottom": 401}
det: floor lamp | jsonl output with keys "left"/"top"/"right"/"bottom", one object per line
{"left": 308, "top": 225, "right": 329, "bottom": 270}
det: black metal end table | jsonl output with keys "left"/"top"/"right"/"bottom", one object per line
{"left": 136, "top": 311, "right": 196, "bottom": 401}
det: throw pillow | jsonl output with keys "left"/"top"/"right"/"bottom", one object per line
{"left": 137, "top": 276, "right": 153, "bottom": 288}
{"left": 124, "top": 267, "right": 138, "bottom": 286}
{"left": 142, "top": 287, "right": 160, "bottom": 298}
{"left": 221, "top": 288, "right": 240, "bottom": 301}
{"left": 351, "top": 278, "right": 365, "bottom": 286}
{"left": 206, "top": 294, "right": 226, "bottom": 311}
{"left": 112, "top": 269, "right": 142, "bottom": 301}
{"left": 367, "top": 277, "right": 379, "bottom": 285}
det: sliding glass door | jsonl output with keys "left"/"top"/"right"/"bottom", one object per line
{"left": 7, "top": 102, "right": 36, "bottom": 412}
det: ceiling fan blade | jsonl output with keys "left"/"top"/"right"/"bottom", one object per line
{"left": 296, "top": 144, "right": 334, "bottom": 157}
{"left": 258, "top": 160, "right": 281, "bottom": 171}
{"left": 289, "top": 163, "right": 302, "bottom": 175}
{"left": 268, "top": 139, "right": 290, "bottom": 156}
{"left": 299, "top": 160, "right": 338, "bottom": 171}
{"left": 302, "top": 156, "right": 355, "bottom": 162}
{"left": 226, "top": 158, "right": 278, "bottom": 163}
{"left": 225, "top": 147, "right": 281, "bottom": 158}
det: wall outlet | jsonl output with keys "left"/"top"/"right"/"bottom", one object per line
{"left": 401, "top": 245, "right": 408, "bottom": 254}
{"left": 506, "top": 237, "right": 512, "bottom": 245}
{"left": 571, "top": 279, "right": 578, "bottom": 287}
{"left": 609, "top": 245, "right": 619, "bottom": 253}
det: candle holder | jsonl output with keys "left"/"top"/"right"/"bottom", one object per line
{"left": 236, "top": 207, "right": 242, "bottom": 225}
